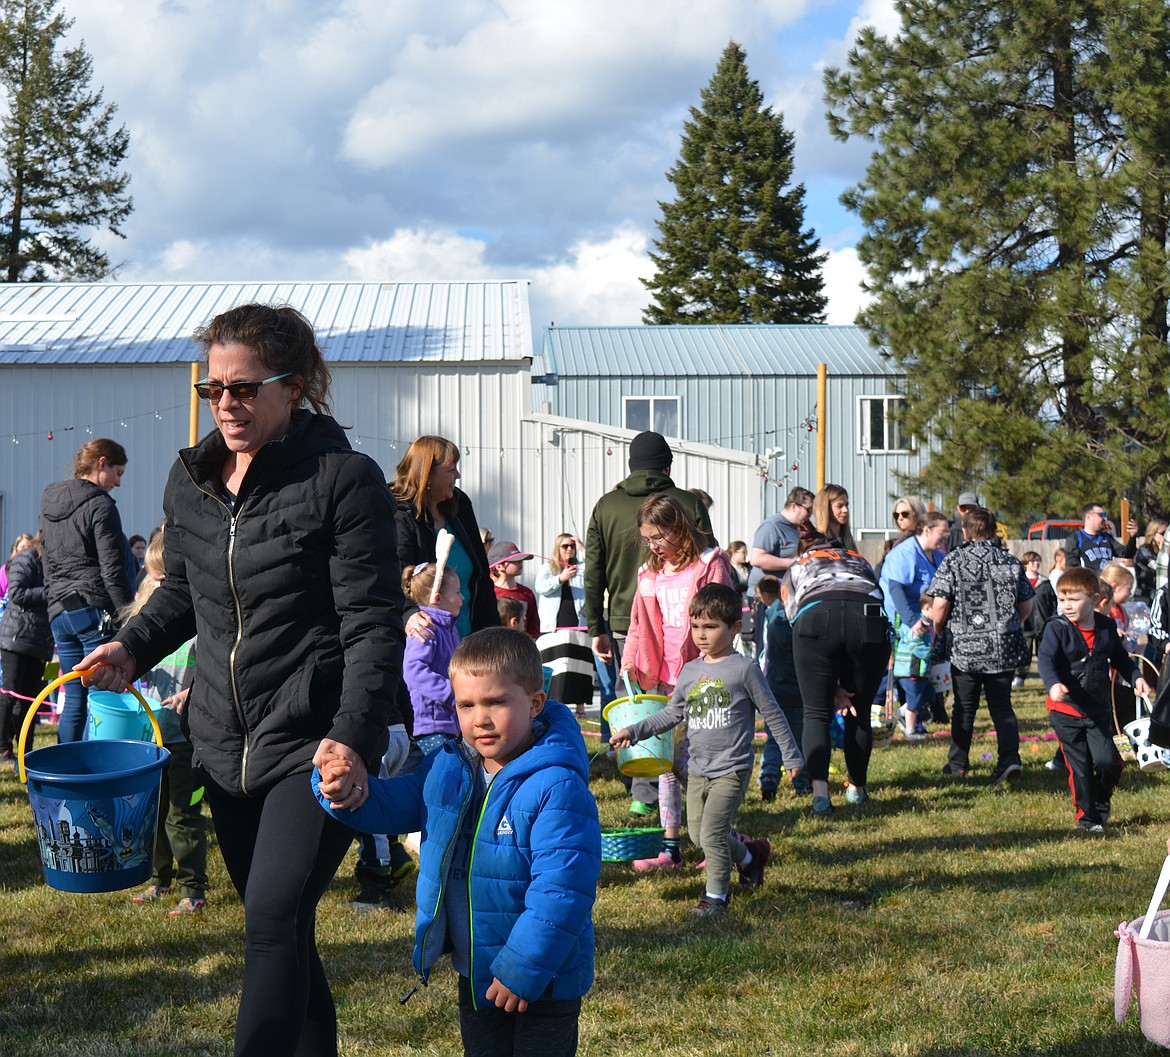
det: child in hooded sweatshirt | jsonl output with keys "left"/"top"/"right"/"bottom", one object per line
{"left": 402, "top": 561, "right": 464, "bottom": 756}
{"left": 315, "top": 628, "right": 600, "bottom": 1057}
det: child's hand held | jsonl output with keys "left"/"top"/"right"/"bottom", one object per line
{"left": 1048, "top": 682, "right": 1069, "bottom": 701}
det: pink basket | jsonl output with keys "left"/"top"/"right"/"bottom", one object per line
{"left": 1117, "top": 855, "right": 1170, "bottom": 1047}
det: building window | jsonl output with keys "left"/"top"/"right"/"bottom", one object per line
{"left": 623, "top": 395, "right": 680, "bottom": 438}
{"left": 858, "top": 395, "right": 908, "bottom": 453}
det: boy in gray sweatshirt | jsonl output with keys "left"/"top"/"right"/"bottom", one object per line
{"left": 611, "top": 583, "right": 803, "bottom": 916}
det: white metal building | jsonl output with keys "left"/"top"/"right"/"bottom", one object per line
{"left": 0, "top": 281, "right": 533, "bottom": 549}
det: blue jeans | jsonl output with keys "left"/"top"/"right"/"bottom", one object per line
{"left": 760, "top": 695, "right": 804, "bottom": 791}
{"left": 898, "top": 677, "right": 934, "bottom": 717}
{"left": 50, "top": 606, "right": 110, "bottom": 743}
{"left": 459, "top": 975, "right": 580, "bottom": 1057}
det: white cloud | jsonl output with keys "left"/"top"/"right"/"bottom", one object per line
{"left": 58, "top": 0, "right": 883, "bottom": 339}
{"left": 822, "top": 246, "right": 872, "bottom": 325}
{"left": 341, "top": 1, "right": 816, "bottom": 166}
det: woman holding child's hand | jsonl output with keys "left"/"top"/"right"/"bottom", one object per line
{"left": 77, "top": 304, "right": 405, "bottom": 1057}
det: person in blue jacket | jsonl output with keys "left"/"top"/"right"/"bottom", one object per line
{"left": 315, "top": 627, "right": 600, "bottom": 1057}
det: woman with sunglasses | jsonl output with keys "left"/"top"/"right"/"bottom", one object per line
{"left": 78, "top": 303, "right": 406, "bottom": 1057}
{"left": 535, "top": 533, "right": 594, "bottom": 716}
{"left": 879, "top": 511, "right": 949, "bottom": 737}
{"left": 891, "top": 496, "right": 927, "bottom": 539}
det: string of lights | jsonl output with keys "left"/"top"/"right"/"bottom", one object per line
{"left": 8, "top": 403, "right": 189, "bottom": 444}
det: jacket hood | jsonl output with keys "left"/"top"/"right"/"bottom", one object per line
{"left": 457, "top": 698, "right": 589, "bottom": 784}
{"left": 616, "top": 469, "right": 675, "bottom": 498}
{"left": 41, "top": 479, "right": 108, "bottom": 523}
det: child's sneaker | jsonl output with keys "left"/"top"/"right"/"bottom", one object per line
{"left": 845, "top": 784, "right": 868, "bottom": 805}
{"left": 632, "top": 849, "right": 683, "bottom": 872}
{"left": 1076, "top": 819, "right": 1105, "bottom": 834}
{"left": 738, "top": 838, "right": 770, "bottom": 890}
{"left": 168, "top": 897, "right": 207, "bottom": 917}
{"left": 760, "top": 784, "right": 778, "bottom": 802}
{"left": 387, "top": 843, "right": 416, "bottom": 888}
{"left": 131, "top": 885, "right": 170, "bottom": 905}
{"left": 812, "top": 795, "right": 833, "bottom": 816}
{"left": 691, "top": 896, "right": 728, "bottom": 917}
{"left": 992, "top": 762, "right": 1023, "bottom": 786}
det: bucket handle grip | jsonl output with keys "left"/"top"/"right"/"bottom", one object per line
{"left": 17, "top": 670, "right": 164, "bottom": 784}
{"left": 1139, "top": 852, "right": 1170, "bottom": 940}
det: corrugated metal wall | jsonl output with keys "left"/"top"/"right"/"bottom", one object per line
{"left": 518, "top": 414, "right": 765, "bottom": 553}
{"left": 540, "top": 372, "right": 933, "bottom": 536}
{"left": 0, "top": 362, "right": 531, "bottom": 551}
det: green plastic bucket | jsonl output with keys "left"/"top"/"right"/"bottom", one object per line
{"left": 603, "top": 693, "right": 677, "bottom": 777}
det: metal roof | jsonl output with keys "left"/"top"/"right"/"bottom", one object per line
{"left": 0, "top": 281, "right": 532, "bottom": 364}
{"left": 539, "top": 324, "right": 896, "bottom": 378}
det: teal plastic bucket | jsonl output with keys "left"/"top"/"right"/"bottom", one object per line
{"left": 86, "top": 689, "right": 155, "bottom": 742}
{"left": 603, "top": 694, "right": 677, "bottom": 777}
{"left": 23, "top": 740, "right": 170, "bottom": 893}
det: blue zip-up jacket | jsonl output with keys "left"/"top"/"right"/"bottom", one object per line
{"left": 312, "top": 698, "right": 600, "bottom": 1006}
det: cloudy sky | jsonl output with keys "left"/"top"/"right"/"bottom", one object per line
{"left": 64, "top": 0, "right": 900, "bottom": 344}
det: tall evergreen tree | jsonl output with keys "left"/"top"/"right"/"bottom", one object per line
{"left": 643, "top": 41, "right": 826, "bottom": 325}
{"left": 0, "top": 0, "right": 131, "bottom": 281}
{"left": 824, "top": 0, "right": 1170, "bottom": 525}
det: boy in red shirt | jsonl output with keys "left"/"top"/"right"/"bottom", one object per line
{"left": 1037, "top": 567, "right": 1150, "bottom": 833}
{"left": 488, "top": 541, "right": 541, "bottom": 639}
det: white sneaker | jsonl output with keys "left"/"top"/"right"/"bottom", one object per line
{"left": 1011, "top": 676, "right": 1025, "bottom": 688}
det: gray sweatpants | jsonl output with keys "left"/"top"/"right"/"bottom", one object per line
{"left": 686, "top": 768, "right": 752, "bottom": 898}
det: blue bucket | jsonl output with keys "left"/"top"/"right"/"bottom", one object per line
{"left": 19, "top": 672, "right": 169, "bottom": 893}
{"left": 87, "top": 689, "right": 155, "bottom": 742}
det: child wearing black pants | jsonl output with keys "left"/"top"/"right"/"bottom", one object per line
{"left": 1038, "top": 567, "right": 1150, "bottom": 832}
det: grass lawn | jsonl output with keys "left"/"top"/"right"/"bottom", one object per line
{"left": 2, "top": 685, "right": 1169, "bottom": 1056}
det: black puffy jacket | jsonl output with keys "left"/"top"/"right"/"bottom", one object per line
{"left": 0, "top": 546, "right": 53, "bottom": 660}
{"left": 39, "top": 478, "right": 133, "bottom": 620}
{"left": 394, "top": 488, "right": 498, "bottom": 633}
{"left": 116, "top": 411, "right": 406, "bottom": 797}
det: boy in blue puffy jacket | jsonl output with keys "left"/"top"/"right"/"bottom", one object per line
{"left": 315, "top": 626, "right": 601, "bottom": 1057}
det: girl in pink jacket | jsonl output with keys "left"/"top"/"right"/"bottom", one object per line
{"left": 622, "top": 495, "right": 731, "bottom": 868}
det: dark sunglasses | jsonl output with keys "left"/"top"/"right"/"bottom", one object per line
{"left": 193, "top": 372, "right": 292, "bottom": 401}
{"left": 893, "top": 509, "right": 913, "bottom": 520}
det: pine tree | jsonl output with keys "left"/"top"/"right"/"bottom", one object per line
{"left": 0, "top": 0, "right": 131, "bottom": 281}
{"left": 823, "top": 0, "right": 1170, "bottom": 525}
{"left": 643, "top": 41, "right": 826, "bottom": 325}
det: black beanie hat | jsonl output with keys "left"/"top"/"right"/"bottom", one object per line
{"left": 628, "top": 431, "right": 673, "bottom": 472}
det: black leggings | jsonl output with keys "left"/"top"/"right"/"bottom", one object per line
{"left": 792, "top": 598, "right": 890, "bottom": 786}
{"left": 204, "top": 770, "right": 357, "bottom": 1057}
{"left": 0, "top": 649, "right": 45, "bottom": 755}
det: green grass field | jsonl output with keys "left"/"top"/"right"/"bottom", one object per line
{"left": 2, "top": 686, "right": 1169, "bottom": 1056}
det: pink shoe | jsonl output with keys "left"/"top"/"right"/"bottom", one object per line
{"left": 633, "top": 850, "right": 683, "bottom": 872}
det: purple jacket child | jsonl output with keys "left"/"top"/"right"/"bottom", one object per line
{"left": 404, "top": 606, "right": 461, "bottom": 737}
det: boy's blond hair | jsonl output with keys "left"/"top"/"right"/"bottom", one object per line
{"left": 450, "top": 627, "right": 543, "bottom": 694}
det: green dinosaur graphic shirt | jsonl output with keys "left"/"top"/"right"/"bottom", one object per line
{"left": 626, "top": 653, "right": 803, "bottom": 779}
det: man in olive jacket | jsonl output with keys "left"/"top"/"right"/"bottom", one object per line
{"left": 584, "top": 432, "right": 714, "bottom": 809}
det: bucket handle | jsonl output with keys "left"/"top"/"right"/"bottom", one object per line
{"left": 1139, "top": 851, "right": 1170, "bottom": 940}
{"left": 17, "top": 670, "right": 164, "bottom": 784}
